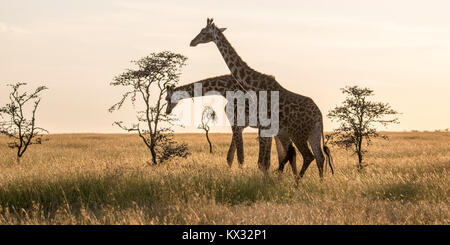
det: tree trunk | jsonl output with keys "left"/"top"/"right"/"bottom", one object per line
{"left": 357, "top": 151, "right": 363, "bottom": 169}
{"left": 355, "top": 133, "right": 364, "bottom": 170}
{"left": 17, "top": 146, "right": 22, "bottom": 159}
{"left": 16, "top": 146, "right": 23, "bottom": 164}
{"left": 206, "top": 130, "right": 213, "bottom": 154}
{"left": 150, "top": 143, "right": 158, "bottom": 165}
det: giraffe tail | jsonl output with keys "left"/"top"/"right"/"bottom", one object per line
{"left": 323, "top": 145, "right": 334, "bottom": 175}
{"left": 322, "top": 133, "right": 335, "bottom": 175}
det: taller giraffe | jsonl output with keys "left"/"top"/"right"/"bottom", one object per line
{"left": 190, "top": 18, "right": 334, "bottom": 178}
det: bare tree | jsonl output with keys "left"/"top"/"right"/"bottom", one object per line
{"left": 327, "top": 86, "right": 399, "bottom": 169}
{"left": 198, "top": 106, "right": 217, "bottom": 153}
{"left": 0, "top": 83, "right": 48, "bottom": 160}
{"left": 109, "top": 51, "right": 189, "bottom": 165}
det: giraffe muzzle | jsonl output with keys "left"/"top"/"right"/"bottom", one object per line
{"left": 190, "top": 40, "right": 198, "bottom": 47}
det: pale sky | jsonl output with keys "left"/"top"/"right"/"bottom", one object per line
{"left": 1, "top": 0, "right": 449, "bottom": 133}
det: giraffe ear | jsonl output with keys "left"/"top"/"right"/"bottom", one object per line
{"left": 219, "top": 28, "right": 227, "bottom": 32}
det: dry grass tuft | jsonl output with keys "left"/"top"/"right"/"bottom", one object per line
{"left": 0, "top": 132, "right": 448, "bottom": 224}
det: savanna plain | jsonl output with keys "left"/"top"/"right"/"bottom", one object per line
{"left": 0, "top": 132, "right": 448, "bottom": 224}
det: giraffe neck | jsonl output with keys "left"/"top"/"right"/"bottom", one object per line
{"left": 213, "top": 30, "right": 254, "bottom": 87}
{"left": 174, "top": 75, "right": 238, "bottom": 98}
{"left": 212, "top": 28, "right": 284, "bottom": 92}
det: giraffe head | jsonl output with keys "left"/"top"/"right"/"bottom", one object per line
{"left": 190, "top": 18, "right": 226, "bottom": 47}
{"left": 165, "top": 84, "right": 177, "bottom": 114}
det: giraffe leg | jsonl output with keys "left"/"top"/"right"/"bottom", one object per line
{"left": 286, "top": 143, "right": 297, "bottom": 176}
{"left": 234, "top": 126, "right": 245, "bottom": 166}
{"left": 227, "top": 126, "right": 245, "bottom": 168}
{"left": 309, "top": 122, "right": 325, "bottom": 179}
{"left": 226, "top": 136, "right": 236, "bottom": 168}
{"left": 295, "top": 140, "right": 315, "bottom": 179}
{"left": 274, "top": 136, "right": 287, "bottom": 173}
{"left": 275, "top": 134, "right": 297, "bottom": 176}
{"left": 257, "top": 134, "right": 272, "bottom": 174}
{"left": 226, "top": 104, "right": 236, "bottom": 168}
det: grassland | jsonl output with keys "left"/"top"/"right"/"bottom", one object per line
{"left": 0, "top": 132, "right": 448, "bottom": 224}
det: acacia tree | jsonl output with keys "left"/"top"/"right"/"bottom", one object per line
{"left": 0, "top": 83, "right": 48, "bottom": 160}
{"left": 198, "top": 106, "right": 217, "bottom": 153}
{"left": 327, "top": 86, "right": 399, "bottom": 169}
{"left": 109, "top": 51, "right": 189, "bottom": 165}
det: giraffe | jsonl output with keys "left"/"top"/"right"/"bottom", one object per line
{"left": 165, "top": 75, "right": 297, "bottom": 174}
{"left": 189, "top": 18, "right": 334, "bottom": 179}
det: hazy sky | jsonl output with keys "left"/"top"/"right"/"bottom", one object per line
{"left": 1, "top": 0, "right": 449, "bottom": 133}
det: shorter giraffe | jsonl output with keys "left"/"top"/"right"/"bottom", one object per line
{"left": 165, "top": 75, "right": 297, "bottom": 174}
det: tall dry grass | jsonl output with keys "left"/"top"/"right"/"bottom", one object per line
{"left": 0, "top": 132, "right": 448, "bottom": 224}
